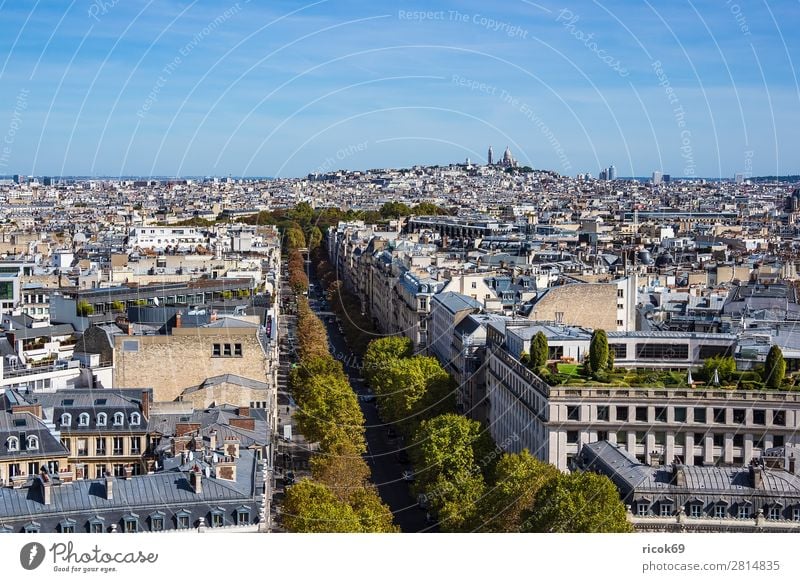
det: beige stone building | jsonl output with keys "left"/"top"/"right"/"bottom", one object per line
{"left": 113, "top": 323, "right": 270, "bottom": 403}
{"left": 177, "top": 374, "right": 270, "bottom": 410}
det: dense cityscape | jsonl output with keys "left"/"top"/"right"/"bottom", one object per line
{"left": 0, "top": 160, "right": 799, "bottom": 533}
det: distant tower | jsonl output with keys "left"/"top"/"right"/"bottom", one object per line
{"left": 608, "top": 165, "right": 617, "bottom": 180}
{"left": 487, "top": 146, "right": 493, "bottom": 166}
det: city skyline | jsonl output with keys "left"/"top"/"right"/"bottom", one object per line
{"left": 0, "top": 1, "right": 798, "bottom": 178}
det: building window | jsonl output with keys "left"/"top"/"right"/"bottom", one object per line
{"left": 597, "top": 430, "right": 608, "bottom": 442}
{"left": 636, "top": 407, "right": 648, "bottom": 422}
{"left": 130, "top": 437, "right": 141, "bottom": 454}
{"left": 61, "top": 437, "right": 71, "bottom": 453}
{"left": 694, "top": 408, "right": 707, "bottom": 423}
{"left": 23, "top": 523, "right": 40, "bottom": 533}
{"left": 234, "top": 343, "right": 243, "bottom": 357}
{"left": 792, "top": 507, "right": 800, "bottom": 522}
{"left": 150, "top": 513, "right": 165, "bottom": 532}
{"left": 660, "top": 503, "right": 673, "bottom": 517}
{"left": 596, "top": 406, "right": 609, "bottom": 421}
{"left": 635, "top": 343, "right": 688, "bottom": 359}
{"left": 61, "top": 413, "right": 72, "bottom": 426}
{"left": 713, "top": 408, "right": 726, "bottom": 424}
{"left": 60, "top": 520, "right": 76, "bottom": 533}
{"left": 114, "top": 412, "right": 124, "bottom": 426}
{"left": 737, "top": 505, "right": 750, "bottom": 519}
{"left": 79, "top": 413, "right": 90, "bottom": 426}
{"left": 77, "top": 438, "right": 88, "bottom": 457}
{"left": 211, "top": 512, "right": 224, "bottom": 528}
{"left": 26, "top": 435, "right": 39, "bottom": 450}
{"left": 616, "top": 319, "right": 624, "bottom": 327}
{"left": 567, "top": 406, "right": 580, "bottom": 421}
{"left": 609, "top": 344, "right": 627, "bottom": 359}
{"left": 123, "top": 517, "right": 138, "bottom": 533}
{"left": 113, "top": 464, "right": 125, "bottom": 477}
{"left": 654, "top": 407, "right": 667, "bottom": 423}
{"left": 689, "top": 504, "right": 702, "bottom": 518}
{"left": 113, "top": 437, "right": 124, "bottom": 455}
{"left": 616, "top": 406, "right": 628, "bottom": 421}
{"left": 714, "top": 504, "right": 727, "bottom": 518}
{"left": 733, "top": 409, "right": 746, "bottom": 424}
{"left": 95, "top": 465, "right": 106, "bottom": 479}
{"left": 28, "top": 461, "right": 39, "bottom": 475}
{"left": 97, "top": 413, "right": 107, "bottom": 426}
{"left": 212, "top": 344, "right": 222, "bottom": 357}
{"left": 767, "top": 506, "right": 781, "bottom": 520}
{"left": 674, "top": 407, "right": 687, "bottom": 422}
{"left": 712, "top": 433, "right": 724, "bottom": 448}
{"left": 636, "top": 502, "right": 649, "bottom": 516}
{"left": 236, "top": 509, "right": 250, "bottom": 525}
{"left": 567, "top": 431, "right": 579, "bottom": 444}
{"left": 774, "top": 435, "right": 785, "bottom": 447}
{"left": 773, "top": 410, "right": 786, "bottom": 426}
{"left": 223, "top": 344, "right": 232, "bottom": 357}
{"left": 89, "top": 520, "right": 104, "bottom": 533}
{"left": 6, "top": 436, "right": 19, "bottom": 452}
{"left": 177, "top": 513, "right": 191, "bottom": 530}
{"left": 753, "top": 410, "right": 766, "bottom": 425}
{"left": 733, "top": 434, "right": 744, "bottom": 447}
{"left": 130, "top": 412, "right": 141, "bottom": 426}
{"left": 122, "top": 340, "right": 139, "bottom": 352}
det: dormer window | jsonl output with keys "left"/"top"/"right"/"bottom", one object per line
{"left": 26, "top": 435, "right": 39, "bottom": 450}
{"left": 6, "top": 436, "right": 19, "bottom": 452}
{"left": 113, "top": 412, "right": 124, "bottom": 426}
{"left": 130, "top": 412, "right": 141, "bottom": 426}
{"left": 78, "top": 413, "right": 90, "bottom": 426}
{"left": 61, "top": 413, "right": 72, "bottom": 427}
{"left": 97, "top": 413, "right": 107, "bottom": 427}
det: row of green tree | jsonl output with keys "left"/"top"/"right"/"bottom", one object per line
{"left": 283, "top": 297, "right": 396, "bottom": 532}
{"left": 362, "top": 336, "right": 631, "bottom": 532}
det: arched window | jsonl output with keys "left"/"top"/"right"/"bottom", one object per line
{"left": 113, "top": 412, "right": 124, "bottom": 426}
{"left": 26, "top": 435, "right": 39, "bottom": 450}
{"left": 6, "top": 436, "right": 19, "bottom": 452}
{"left": 130, "top": 412, "right": 141, "bottom": 426}
{"left": 97, "top": 413, "right": 107, "bottom": 426}
{"left": 60, "top": 413, "right": 72, "bottom": 426}
{"left": 78, "top": 413, "right": 90, "bottom": 426}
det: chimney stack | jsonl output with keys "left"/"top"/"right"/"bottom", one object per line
{"left": 209, "top": 430, "right": 217, "bottom": 451}
{"left": 190, "top": 469, "right": 202, "bottom": 495}
{"left": 41, "top": 478, "right": 51, "bottom": 505}
{"left": 237, "top": 406, "right": 250, "bottom": 418}
{"left": 105, "top": 476, "right": 114, "bottom": 500}
{"left": 224, "top": 437, "right": 240, "bottom": 459}
{"left": 175, "top": 311, "right": 182, "bottom": 328}
{"left": 751, "top": 463, "right": 764, "bottom": 489}
{"left": 124, "top": 465, "right": 133, "bottom": 480}
{"left": 140, "top": 390, "right": 150, "bottom": 420}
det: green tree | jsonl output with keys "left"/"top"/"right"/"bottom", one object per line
{"left": 363, "top": 336, "right": 413, "bottom": 384}
{"left": 348, "top": 487, "right": 399, "bottom": 532}
{"left": 289, "top": 202, "right": 314, "bottom": 226}
{"left": 530, "top": 332, "right": 549, "bottom": 369}
{"left": 372, "top": 356, "right": 452, "bottom": 426}
{"left": 76, "top": 300, "right": 94, "bottom": 316}
{"left": 379, "top": 201, "right": 412, "bottom": 219}
{"left": 764, "top": 345, "right": 786, "bottom": 389}
{"left": 522, "top": 471, "right": 633, "bottom": 533}
{"left": 412, "top": 202, "right": 449, "bottom": 216}
{"left": 285, "top": 227, "right": 307, "bottom": 250}
{"left": 476, "top": 450, "right": 559, "bottom": 532}
{"left": 413, "top": 414, "right": 487, "bottom": 531}
{"left": 702, "top": 355, "right": 736, "bottom": 383}
{"left": 588, "top": 329, "right": 609, "bottom": 374}
{"left": 308, "top": 226, "right": 323, "bottom": 251}
{"left": 110, "top": 300, "right": 125, "bottom": 312}
{"left": 310, "top": 445, "right": 371, "bottom": 503}
{"left": 294, "top": 373, "right": 365, "bottom": 453}
{"left": 282, "top": 480, "right": 363, "bottom": 533}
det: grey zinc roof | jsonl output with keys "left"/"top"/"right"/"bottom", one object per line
{"left": 0, "top": 450, "right": 258, "bottom": 520}
{"left": 433, "top": 291, "right": 482, "bottom": 315}
{"left": 5, "top": 323, "right": 75, "bottom": 340}
{"left": 0, "top": 410, "right": 69, "bottom": 460}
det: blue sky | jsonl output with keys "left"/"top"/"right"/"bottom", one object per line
{"left": 0, "top": 0, "right": 798, "bottom": 178}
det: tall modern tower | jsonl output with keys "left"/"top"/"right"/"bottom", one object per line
{"left": 487, "top": 146, "right": 493, "bottom": 165}
{"left": 608, "top": 165, "right": 617, "bottom": 181}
